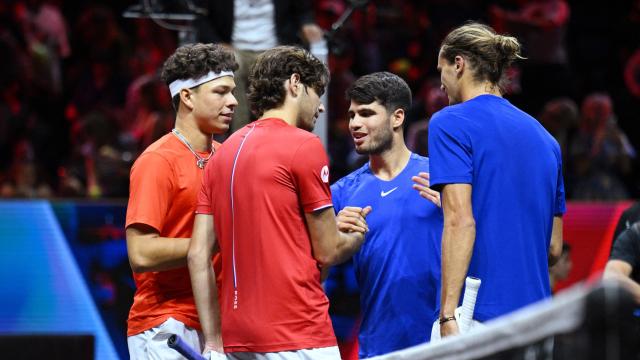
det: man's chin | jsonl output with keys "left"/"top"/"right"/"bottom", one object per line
{"left": 354, "top": 146, "right": 369, "bottom": 155}
{"left": 299, "top": 120, "right": 315, "bottom": 132}
{"left": 210, "top": 123, "right": 230, "bottom": 135}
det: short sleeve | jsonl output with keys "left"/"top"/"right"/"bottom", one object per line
{"left": 610, "top": 226, "right": 640, "bottom": 269}
{"left": 554, "top": 154, "right": 567, "bottom": 216}
{"left": 125, "top": 152, "right": 174, "bottom": 232}
{"left": 427, "top": 111, "right": 473, "bottom": 191}
{"left": 196, "top": 159, "right": 215, "bottom": 215}
{"left": 291, "top": 137, "right": 333, "bottom": 213}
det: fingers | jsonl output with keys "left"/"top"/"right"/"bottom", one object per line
{"left": 411, "top": 172, "right": 430, "bottom": 187}
{"left": 336, "top": 206, "right": 372, "bottom": 233}
{"left": 418, "top": 188, "right": 441, "bottom": 207}
{"left": 337, "top": 212, "right": 368, "bottom": 233}
{"left": 411, "top": 172, "right": 441, "bottom": 207}
{"left": 361, "top": 205, "right": 372, "bottom": 217}
{"left": 337, "top": 221, "right": 368, "bottom": 234}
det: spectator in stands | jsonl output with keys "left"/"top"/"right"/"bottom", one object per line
{"left": 490, "top": 0, "right": 572, "bottom": 114}
{"left": 405, "top": 79, "right": 448, "bottom": 156}
{"left": 538, "top": 97, "right": 579, "bottom": 167}
{"left": 125, "top": 75, "right": 174, "bottom": 151}
{"left": 196, "top": 0, "right": 324, "bottom": 132}
{"left": 65, "top": 110, "right": 131, "bottom": 198}
{"left": 67, "top": 5, "right": 129, "bottom": 119}
{"left": 1, "top": 139, "right": 52, "bottom": 198}
{"left": 569, "top": 93, "right": 636, "bottom": 200}
{"left": 15, "top": 0, "right": 70, "bottom": 96}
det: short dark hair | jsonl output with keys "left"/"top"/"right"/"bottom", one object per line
{"left": 248, "top": 46, "right": 329, "bottom": 118}
{"left": 346, "top": 72, "right": 412, "bottom": 114}
{"left": 440, "top": 22, "right": 523, "bottom": 92}
{"left": 160, "top": 43, "right": 239, "bottom": 111}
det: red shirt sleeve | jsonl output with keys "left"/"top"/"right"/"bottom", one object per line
{"left": 125, "top": 152, "right": 174, "bottom": 232}
{"left": 290, "top": 137, "right": 333, "bottom": 213}
{"left": 196, "top": 158, "right": 215, "bottom": 215}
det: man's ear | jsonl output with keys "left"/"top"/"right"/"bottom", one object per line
{"left": 454, "top": 55, "right": 465, "bottom": 76}
{"left": 287, "top": 73, "right": 302, "bottom": 97}
{"left": 180, "top": 88, "right": 194, "bottom": 110}
{"left": 391, "top": 108, "right": 405, "bottom": 129}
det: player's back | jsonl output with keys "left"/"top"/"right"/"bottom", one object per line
{"left": 209, "top": 118, "right": 336, "bottom": 352}
{"left": 430, "top": 95, "right": 564, "bottom": 321}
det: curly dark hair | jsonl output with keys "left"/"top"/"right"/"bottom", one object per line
{"left": 347, "top": 72, "right": 412, "bottom": 114}
{"left": 160, "top": 43, "right": 238, "bottom": 110}
{"left": 248, "top": 46, "right": 329, "bottom": 118}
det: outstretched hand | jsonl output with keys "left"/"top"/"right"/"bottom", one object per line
{"left": 412, "top": 172, "right": 441, "bottom": 207}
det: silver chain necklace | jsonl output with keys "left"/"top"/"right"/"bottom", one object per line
{"left": 171, "top": 128, "right": 214, "bottom": 169}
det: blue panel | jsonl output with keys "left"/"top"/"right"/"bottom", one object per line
{"left": 0, "top": 200, "right": 120, "bottom": 360}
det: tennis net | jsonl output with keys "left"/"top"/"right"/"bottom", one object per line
{"left": 368, "top": 280, "right": 638, "bottom": 360}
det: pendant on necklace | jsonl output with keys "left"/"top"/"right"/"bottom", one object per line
{"left": 197, "top": 158, "right": 206, "bottom": 169}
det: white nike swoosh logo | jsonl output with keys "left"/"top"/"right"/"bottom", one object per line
{"left": 380, "top": 187, "right": 398, "bottom": 197}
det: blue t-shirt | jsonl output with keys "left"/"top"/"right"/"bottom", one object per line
{"left": 428, "top": 94, "right": 566, "bottom": 322}
{"left": 330, "top": 153, "right": 443, "bottom": 358}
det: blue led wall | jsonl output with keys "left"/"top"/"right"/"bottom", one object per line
{"left": 0, "top": 200, "right": 119, "bottom": 359}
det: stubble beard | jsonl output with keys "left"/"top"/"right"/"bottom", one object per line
{"left": 355, "top": 126, "right": 393, "bottom": 155}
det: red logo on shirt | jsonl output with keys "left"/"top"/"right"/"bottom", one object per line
{"left": 320, "top": 165, "right": 329, "bottom": 183}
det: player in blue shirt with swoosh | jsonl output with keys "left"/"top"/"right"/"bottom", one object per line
{"left": 420, "top": 22, "right": 566, "bottom": 338}
{"left": 328, "top": 72, "right": 443, "bottom": 358}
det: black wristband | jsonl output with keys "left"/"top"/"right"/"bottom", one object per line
{"left": 439, "top": 316, "right": 456, "bottom": 325}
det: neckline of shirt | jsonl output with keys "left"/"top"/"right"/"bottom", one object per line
{"left": 366, "top": 153, "right": 417, "bottom": 184}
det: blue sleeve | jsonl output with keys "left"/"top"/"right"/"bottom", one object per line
{"left": 554, "top": 148, "right": 567, "bottom": 216}
{"left": 427, "top": 111, "right": 473, "bottom": 190}
{"left": 330, "top": 181, "right": 343, "bottom": 215}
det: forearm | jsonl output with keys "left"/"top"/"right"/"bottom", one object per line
{"left": 548, "top": 216, "right": 563, "bottom": 266}
{"left": 307, "top": 207, "right": 366, "bottom": 267}
{"left": 604, "top": 261, "right": 640, "bottom": 304}
{"left": 188, "top": 255, "right": 222, "bottom": 348}
{"left": 127, "top": 235, "right": 190, "bottom": 273}
{"left": 330, "top": 231, "right": 365, "bottom": 266}
{"left": 440, "top": 222, "right": 476, "bottom": 317}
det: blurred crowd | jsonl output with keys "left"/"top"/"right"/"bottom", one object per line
{"left": 1, "top": 0, "right": 639, "bottom": 200}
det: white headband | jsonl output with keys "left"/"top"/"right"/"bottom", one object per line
{"left": 169, "top": 70, "right": 235, "bottom": 98}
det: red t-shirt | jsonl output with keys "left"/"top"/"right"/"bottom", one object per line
{"left": 126, "top": 133, "right": 220, "bottom": 336}
{"left": 196, "top": 118, "right": 336, "bottom": 352}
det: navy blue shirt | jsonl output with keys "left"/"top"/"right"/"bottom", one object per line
{"left": 330, "top": 153, "right": 443, "bottom": 358}
{"left": 428, "top": 94, "right": 566, "bottom": 322}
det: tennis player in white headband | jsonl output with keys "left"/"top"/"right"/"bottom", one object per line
{"left": 125, "top": 43, "right": 238, "bottom": 360}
